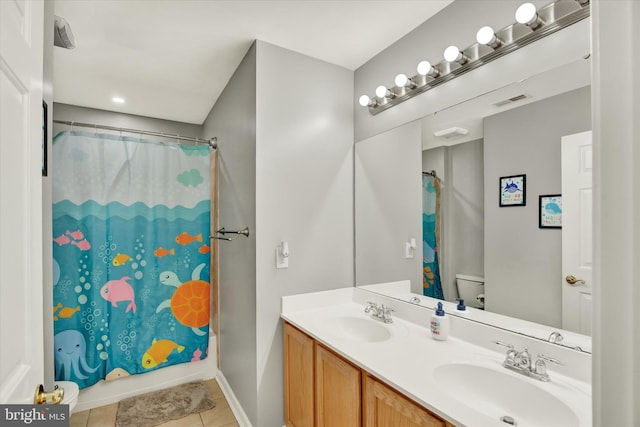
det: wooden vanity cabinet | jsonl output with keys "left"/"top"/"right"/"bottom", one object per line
{"left": 363, "top": 375, "right": 449, "bottom": 427}
{"left": 284, "top": 322, "right": 315, "bottom": 427}
{"left": 315, "top": 343, "right": 361, "bottom": 427}
{"left": 284, "top": 322, "right": 452, "bottom": 427}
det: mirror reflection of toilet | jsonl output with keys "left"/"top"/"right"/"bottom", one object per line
{"left": 455, "top": 274, "right": 485, "bottom": 309}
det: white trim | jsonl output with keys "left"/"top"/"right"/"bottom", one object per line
{"left": 592, "top": 0, "right": 640, "bottom": 425}
{"left": 216, "top": 370, "right": 253, "bottom": 427}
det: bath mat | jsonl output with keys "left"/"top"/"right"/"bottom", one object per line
{"left": 116, "top": 380, "right": 215, "bottom": 427}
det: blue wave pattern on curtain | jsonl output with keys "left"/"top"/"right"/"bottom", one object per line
{"left": 422, "top": 176, "right": 444, "bottom": 299}
{"left": 52, "top": 131, "right": 211, "bottom": 389}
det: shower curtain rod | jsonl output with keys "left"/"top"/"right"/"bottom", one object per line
{"left": 53, "top": 120, "right": 217, "bottom": 149}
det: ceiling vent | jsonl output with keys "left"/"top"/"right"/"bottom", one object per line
{"left": 54, "top": 15, "right": 76, "bottom": 49}
{"left": 494, "top": 94, "right": 531, "bottom": 107}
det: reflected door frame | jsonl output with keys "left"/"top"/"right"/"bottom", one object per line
{"left": 561, "top": 131, "right": 593, "bottom": 335}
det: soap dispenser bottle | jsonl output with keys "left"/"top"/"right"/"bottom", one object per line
{"left": 430, "top": 302, "right": 450, "bottom": 341}
{"left": 455, "top": 298, "right": 469, "bottom": 317}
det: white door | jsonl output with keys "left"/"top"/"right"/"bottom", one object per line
{"left": 0, "top": 0, "right": 45, "bottom": 403}
{"left": 561, "top": 131, "right": 593, "bottom": 334}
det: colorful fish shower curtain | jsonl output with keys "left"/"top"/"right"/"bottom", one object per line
{"left": 422, "top": 175, "right": 444, "bottom": 299}
{"left": 52, "top": 131, "right": 211, "bottom": 389}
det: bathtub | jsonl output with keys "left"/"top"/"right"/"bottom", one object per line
{"left": 74, "top": 331, "right": 218, "bottom": 412}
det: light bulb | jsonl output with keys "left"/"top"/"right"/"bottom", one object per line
{"left": 359, "top": 95, "right": 371, "bottom": 107}
{"left": 417, "top": 61, "right": 430, "bottom": 75}
{"left": 375, "top": 85, "right": 389, "bottom": 98}
{"left": 476, "top": 26, "right": 502, "bottom": 48}
{"left": 111, "top": 97, "right": 125, "bottom": 104}
{"left": 476, "top": 26, "right": 496, "bottom": 45}
{"left": 444, "top": 45, "right": 465, "bottom": 63}
{"left": 395, "top": 74, "right": 409, "bottom": 87}
{"left": 417, "top": 61, "right": 439, "bottom": 77}
{"left": 515, "top": 3, "right": 538, "bottom": 25}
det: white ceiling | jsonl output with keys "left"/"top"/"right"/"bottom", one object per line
{"left": 53, "top": 0, "right": 453, "bottom": 124}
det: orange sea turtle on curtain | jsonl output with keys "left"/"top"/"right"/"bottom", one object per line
{"left": 156, "top": 263, "right": 210, "bottom": 336}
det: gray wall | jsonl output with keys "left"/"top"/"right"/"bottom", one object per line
{"left": 484, "top": 86, "right": 591, "bottom": 327}
{"left": 356, "top": 121, "right": 422, "bottom": 291}
{"left": 423, "top": 139, "right": 484, "bottom": 301}
{"left": 353, "top": 0, "right": 590, "bottom": 142}
{"left": 254, "top": 40, "right": 354, "bottom": 427}
{"left": 52, "top": 103, "right": 202, "bottom": 138}
{"left": 201, "top": 44, "right": 258, "bottom": 425}
{"left": 200, "top": 40, "right": 353, "bottom": 426}
{"left": 447, "top": 140, "right": 484, "bottom": 298}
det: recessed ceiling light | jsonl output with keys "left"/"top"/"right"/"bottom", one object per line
{"left": 112, "top": 97, "right": 125, "bottom": 104}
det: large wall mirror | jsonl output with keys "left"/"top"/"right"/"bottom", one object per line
{"left": 355, "top": 23, "right": 592, "bottom": 353}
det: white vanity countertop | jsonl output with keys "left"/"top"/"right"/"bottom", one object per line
{"left": 281, "top": 288, "right": 592, "bottom": 427}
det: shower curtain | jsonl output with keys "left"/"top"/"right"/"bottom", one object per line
{"left": 52, "top": 130, "right": 211, "bottom": 389}
{"left": 422, "top": 175, "right": 444, "bottom": 299}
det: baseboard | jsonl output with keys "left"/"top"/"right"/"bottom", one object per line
{"left": 216, "top": 371, "right": 253, "bottom": 427}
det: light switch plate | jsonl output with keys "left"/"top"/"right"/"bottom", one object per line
{"left": 276, "top": 248, "right": 289, "bottom": 269}
{"left": 405, "top": 242, "right": 414, "bottom": 259}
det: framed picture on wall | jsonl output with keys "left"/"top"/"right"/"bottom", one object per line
{"left": 42, "top": 100, "right": 48, "bottom": 177}
{"left": 539, "top": 194, "right": 562, "bottom": 228}
{"left": 499, "top": 174, "right": 526, "bottom": 207}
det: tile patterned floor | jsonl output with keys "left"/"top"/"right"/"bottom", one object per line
{"left": 70, "top": 379, "right": 239, "bottom": 427}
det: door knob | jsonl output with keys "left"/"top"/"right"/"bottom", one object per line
{"left": 565, "top": 275, "right": 586, "bottom": 285}
{"left": 34, "top": 384, "right": 64, "bottom": 404}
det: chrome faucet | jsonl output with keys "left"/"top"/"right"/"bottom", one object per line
{"left": 493, "top": 341, "right": 563, "bottom": 382}
{"left": 364, "top": 302, "right": 394, "bottom": 323}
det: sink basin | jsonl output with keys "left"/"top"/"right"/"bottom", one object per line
{"left": 323, "top": 316, "right": 392, "bottom": 343}
{"left": 434, "top": 363, "right": 581, "bottom": 427}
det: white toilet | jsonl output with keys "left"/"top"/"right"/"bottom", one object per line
{"left": 54, "top": 381, "right": 79, "bottom": 413}
{"left": 455, "top": 274, "right": 485, "bottom": 309}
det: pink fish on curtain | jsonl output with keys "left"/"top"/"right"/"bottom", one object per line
{"left": 53, "top": 234, "right": 71, "bottom": 246}
{"left": 71, "top": 239, "right": 91, "bottom": 251}
{"left": 66, "top": 230, "right": 85, "bottom": 240}
{"left": 100, "top": 276, "right": 136, "bottom": 313}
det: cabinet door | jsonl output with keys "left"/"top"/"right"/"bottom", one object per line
{"left": 284, "top": 323, "right": 315, "bottom": 427}
{"left": 315, "top": 344, "right": 361, "bottom": 427}
{"left": 363, "top": 375, "right": 446, "bottom": 427}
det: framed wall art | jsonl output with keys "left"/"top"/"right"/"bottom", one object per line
{"left": 42, "top": 100, "right": 48, "bottom": 177}
{"left": 539, "top": 194, "right": 562, "bottom": 228}
{"left": 499, "top": 174, "right": 526, "bottom": 207}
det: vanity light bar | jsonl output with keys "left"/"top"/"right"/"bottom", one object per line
{"left": 360, "top": 0, "right": 590, "bottom": 116}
